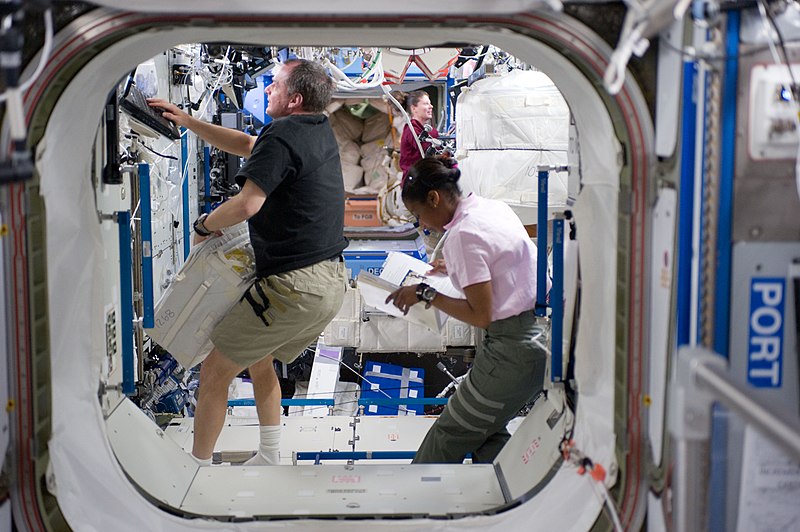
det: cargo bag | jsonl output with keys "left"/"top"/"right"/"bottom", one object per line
{"left": 145, "top": 223, "right": 255, "bottom": 369}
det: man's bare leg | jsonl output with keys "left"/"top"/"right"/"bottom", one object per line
{"left": 192, "top": 348, "right": 244, "bottom": 461}
{"left": 250, "top": 355, "right": 282, "bottom": 425}
{"left": 245, "top": 355, "right": 282, "bottom": 464}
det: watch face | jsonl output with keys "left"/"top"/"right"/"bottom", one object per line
{"left": 423, "top": 286, "right": 436, "bottom": 301}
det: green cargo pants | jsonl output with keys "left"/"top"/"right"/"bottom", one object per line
{"left": 412, "top": 310, "right": 547, "bottom": 464}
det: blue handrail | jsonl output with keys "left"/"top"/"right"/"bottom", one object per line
{"left": 358, "top": 398, "right": 448, "bottom": 406}
{"left": 117, "top": 210, "right": 135, "bottom": 395}
{"left": 138, "top": 163, "right": 154, "bottom": 329}
{"left": 295, "top": 451, "right": 416, "bottom": 462}
{"left": 535, "top": 169, "right": 549, "bottom": 316}
{"left": 202, "top": 146, "right": 211, "bottom": 214}
{"left": 551, "top": 218, "right": 564, "bottom": 381}
{"left": 180, "top": 128, "right": 190, "bottom": 259}
{"left": 228, "top": 398, "right": 336, "bottom": 408}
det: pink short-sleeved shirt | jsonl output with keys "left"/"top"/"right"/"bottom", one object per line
{"left": 443, "top": 194, "right": 542, "bottom": 322}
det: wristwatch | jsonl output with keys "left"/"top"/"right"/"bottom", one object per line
{"left": 415, "top": 283, "right": 437, "bottom": 306}
{"left": 193, "top": 213, "right": 212, "bottom": 236}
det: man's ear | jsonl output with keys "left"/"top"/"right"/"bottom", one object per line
{"left": 288, "top": 92, "right": 304, "bottom": 111}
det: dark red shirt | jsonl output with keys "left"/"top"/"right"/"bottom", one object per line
{"left": 400, "top": 118, "right": 438, "bottom": 179}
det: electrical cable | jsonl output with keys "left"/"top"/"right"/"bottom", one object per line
{"left": 316, "top": 351, "right": 393, "bottom": 399}
{"left": 758, "top": 0, "right": 799, "bottom": 89}
{"left": 756, "top": 0, "right": 800, "bottom": 202}
{"left": 140, "top": 142, "right": 178, "bottom": 161}
{"left": 560, "top": 439, "right": 622, "bottom": 531}
{"left": 381, "top": 84, "right": 425, "bottom": 158}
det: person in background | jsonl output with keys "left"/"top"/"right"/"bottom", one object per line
{"left": 385, "top": 156, "right": 547, "bottom": 463}
{"left": 399, "top": 90, "right": 439, "bottom": 181}
{"left": 148, "top": 59, "right": 347, "bottom": 467}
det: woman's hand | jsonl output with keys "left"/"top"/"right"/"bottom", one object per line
{"left": 428, "top": 259, "right": 447, "bottom": 275}
{"left": 385, "top": 285, "right": 421, "bottom": 315}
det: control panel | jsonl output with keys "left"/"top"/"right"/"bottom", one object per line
{"left": 748, "top": 63, "right": 800, "bottom": 160}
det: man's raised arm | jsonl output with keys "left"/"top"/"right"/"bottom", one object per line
{"left": 147, "top": 98, "right": 256, "bottom": 157}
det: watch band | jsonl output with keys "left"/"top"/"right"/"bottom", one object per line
{"left": 415, "top": 283, "right": 429, "bottom": 302}
{"left": 415, "top": 282, "right": 437, "bottom": 303}
{"left": 193, "top": 213, "right": 212, "bottom": 236}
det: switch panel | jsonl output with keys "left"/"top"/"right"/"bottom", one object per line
{"left": 748, "top": 63, "right": 800, "bottom": 160}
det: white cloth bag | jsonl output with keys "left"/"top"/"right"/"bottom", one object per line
{"left": 145, "top": 222, "right": 255, "bottom": 369}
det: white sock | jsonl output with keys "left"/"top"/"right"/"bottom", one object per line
{"left": 244, "top": 425, "right": 280, "bottom": 465}
{"left": 191, "top": 453, "right": 212, "bottom": 466}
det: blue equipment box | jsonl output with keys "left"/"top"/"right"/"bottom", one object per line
{"left": 343, "top": 237, "right": 427, "bottom": 279}
{"left": 361, "top": 361, "right": 425, "bottom": 416}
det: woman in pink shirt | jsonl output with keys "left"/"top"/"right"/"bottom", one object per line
{"left": 386, "top": 156, "right": 547, "bottom": 464}
{"left": 398, "top": 91, "right": 439, "bottom": 180}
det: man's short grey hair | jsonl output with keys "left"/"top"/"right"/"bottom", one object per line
{"left": 283, "top": 59, "right": 335, "bottom": 113}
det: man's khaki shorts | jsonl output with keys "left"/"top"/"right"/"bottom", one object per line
{"left": 210, "top": 258, "right": 346, "bottom": 367}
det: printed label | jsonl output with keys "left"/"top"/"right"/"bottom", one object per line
{"left": 748, "top": 278, "right": 785, "bottom": 388}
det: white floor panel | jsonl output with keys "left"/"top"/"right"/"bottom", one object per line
{"left": 182, "top": 463, "right": 504, "bottom": 517}
{"left": 167, "top": 416, "right": 359, "bottom": 464}
{"left": 353, "top": 415, "right": 436, "bottom": 452}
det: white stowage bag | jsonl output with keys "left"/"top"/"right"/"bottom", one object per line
{"left": 455, "top": 69, "right": 571, "bottom": 222}
{"left": 145, "top": 222, "right": 255, "bottom": 369}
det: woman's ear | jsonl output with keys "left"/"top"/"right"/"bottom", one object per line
{"left": 428, "top": 190, "right": 440, "bottom": 208}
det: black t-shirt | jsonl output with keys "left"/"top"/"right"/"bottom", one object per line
{"left": 235, "top": 114, "right": 347, "bottom": 277}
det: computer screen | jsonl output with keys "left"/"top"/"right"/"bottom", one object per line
{"left": 119, "top": 84, "right": 181, "bottom": 140}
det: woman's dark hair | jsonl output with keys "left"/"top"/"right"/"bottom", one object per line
{"left": 401, "top": 90, "right": 429, "bottom": 112}
{"left": 402, "top": 156, "right": 462, "bottom": 204}
{"left": 283, "top": 59, "right": 335, "bottom": 113}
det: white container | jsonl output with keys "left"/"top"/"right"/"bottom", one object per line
{"left": 145, "top": 222, "right": 255, "bottom": 369}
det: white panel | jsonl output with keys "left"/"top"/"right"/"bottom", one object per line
{"left": 303, "top": 344, "right": 342, "bottom": 417}
{"left": 494, "top": 391, "right": 569, "bottom": 500}
{"left": 167, "top": 416, "right": 355, "bottom": 464}
{"left": 648, "top": 189, "right": 676, "bottom": 466}
{"left": 655, "top": 19, "right": 683, "bottom": 158}
{"left": 748, "top": 63, "right": 800, "bottom": 160}
{"left": 323, "top": 284, "right": 361, "bottom": 346}
{"left": 358, "top": 314, "right": 445, "bottom": 352}
{"left": 736, "top": 426, "right": 800, "bottom": 532}
{"left": 164, "top": 417, "right": 194, "bottom": 450}
{"left": 182, "top": 463, "right": 503, "bottom": 517}
{"left": 106, "top": 398, "right": 199, "bottom": 507}
{"left": 445, "top": 318, "right": 474, "bottom": 347}
{"left": 354, "top": 416, "right": 436, "bottom": 453}
{"left": 647, "top": 492, "right": 668, "bottom": 532}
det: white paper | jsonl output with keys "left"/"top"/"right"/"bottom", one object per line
{"left": 357, "top": 271, "right": 445, "bottom": 332}
{"left": 736, "top": 426, "right": 800, "bottom": 531}
{"left": 380, "top": 252, "right": 461, "bottom": 298}
{"left": 356, "top": 251, "right": 466, "bottom": 333}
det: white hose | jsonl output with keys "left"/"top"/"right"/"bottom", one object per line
{"left": 0, "top": 9, "right": 54, "bottom": 103}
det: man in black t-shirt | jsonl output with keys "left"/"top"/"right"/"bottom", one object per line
{"left": 149, "top": 59, "right": 347, "bottom": 467}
